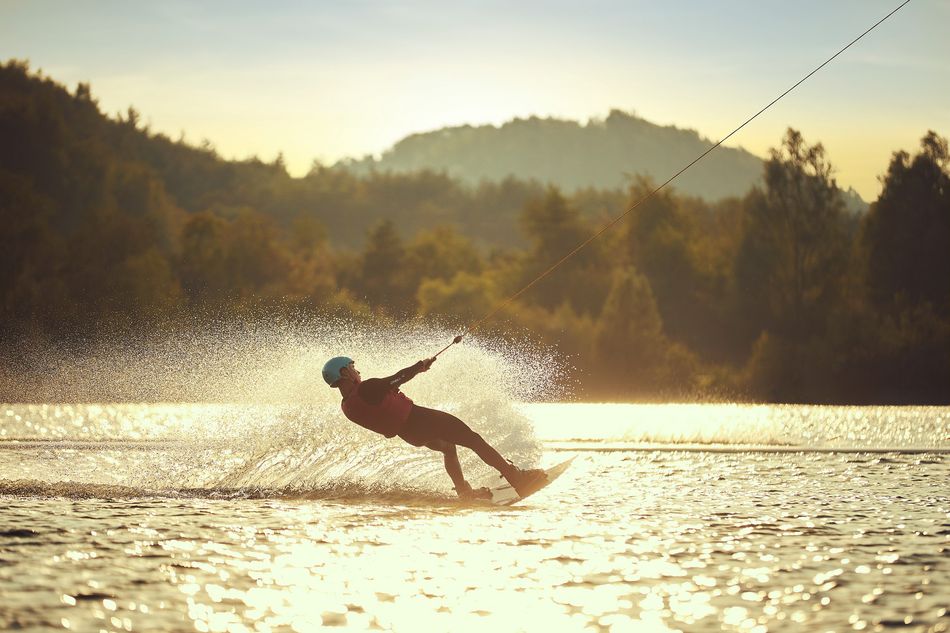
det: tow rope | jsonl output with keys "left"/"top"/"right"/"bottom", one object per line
{"left": 433, "top": 0, "right": 912, "bottom": 359}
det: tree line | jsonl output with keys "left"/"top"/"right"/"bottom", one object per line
{"left": 1, "top": 60, "right": 948, "bottom": 403}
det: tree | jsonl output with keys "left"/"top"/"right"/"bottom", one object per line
{"left": 623, "top": 178, "right": 720, "bottom": 356}
{"left": 283, "top": 215, "right": 337, "bottom": 307}
{"left": 402, "top": 225, "right": 483, "bottom": 301}
{"left": 0, "top": 170, "right": 61, "bottom": 335}
{"left": 112, "top": 248, "right": 183, "bottom": 322}
{"left": 179, "top": 211, "right": 230, "bottom": 303}
{"left": 593, "top": 267, "right": 695, "bottom": 395}
{"left": 735, "top": 128, "right": 851, "bottom": 340}
{"left": 225, "top": 209, "right": 289, "bottom": 296}
{"left": 862, "top": 131, "right": 950, "bottom": 317}
{"left": 417, "top": 272, "right": 497, "bottom": 321}
{"left": 353, "top": 220, "right": 411, "bottom": 315}
{"left": 518, "top": 187, "right": 609, "bottom": 314}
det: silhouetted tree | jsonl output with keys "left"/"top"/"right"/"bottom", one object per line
{"left": 862, "top": 131, "right": 950, "bottom": 317}
{"left": 0, "top": 170, "right": 60, "bottom": 336}
{"left": 594, "top": 267, "right": 696, "bottom": 395}
{"left": 3, "top": 60, "right": 949, "bottom": 403}
{"left": 180, "top": 211, "right": 230, "bottom": 303}
{"left": 735, "top": 129, "right": 851, "bottom": 341}
{"left": 352, "top": 220, "right": 411, "bottom": 315}
{"left": 519, "top": 187, "right": 609, "bottom": 314}
{"left": 417, "top": 272, "right": 497, "bottom": 321}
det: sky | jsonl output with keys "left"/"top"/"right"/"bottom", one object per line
{"left": 2, "top": 0, "right": 947, "bottom": 200}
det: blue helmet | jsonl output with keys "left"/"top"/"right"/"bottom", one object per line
{"left": 322, "top": 356, "right": 354, "bottom": 386}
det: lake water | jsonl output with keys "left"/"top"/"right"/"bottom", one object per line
{"left": 1, "top": 402, "right": 947, "bottom": 632}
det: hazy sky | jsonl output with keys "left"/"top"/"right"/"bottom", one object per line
{"left": 2, "top": 0, "right": 947, "bottom": 199}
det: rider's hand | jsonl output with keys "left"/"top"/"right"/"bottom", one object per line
{"left": 421, "top": 357, "right": 436, "bottom": 371}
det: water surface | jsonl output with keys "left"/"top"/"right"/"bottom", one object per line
{"left": 1, "top": 403, "right": 948, "bottom": 632}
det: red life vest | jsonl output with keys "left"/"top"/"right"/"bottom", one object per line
{"left": 341, "top": 389, "right": 413, "bottom": 438}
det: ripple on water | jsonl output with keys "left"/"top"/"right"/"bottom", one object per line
{"left": 2, "top": 404, "right": 949, "bottom": 631}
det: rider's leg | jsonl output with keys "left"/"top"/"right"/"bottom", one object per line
{"left": 425, "top": 439, "right": 469, "bottom": 493}
{"left": 404, "top": 406, "right": 517, "bottom": 480}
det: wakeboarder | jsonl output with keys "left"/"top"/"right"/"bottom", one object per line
{"left": 323, "top": 356, "right": 546, "bottom": 500}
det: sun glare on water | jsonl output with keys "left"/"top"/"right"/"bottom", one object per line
{"left": 522, "top": 403, "right": 785, "bottom": 447}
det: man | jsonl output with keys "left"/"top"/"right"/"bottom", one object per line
{"left": 323, "top": 355, "right": 547, "bottom": 500}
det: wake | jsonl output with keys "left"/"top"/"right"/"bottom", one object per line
{"left": 0, "top": 319, "right": 556, "bottom": 497}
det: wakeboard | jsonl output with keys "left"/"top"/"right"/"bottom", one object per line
{"left": 483, "top": 456, "right": 575, "bottom": 506}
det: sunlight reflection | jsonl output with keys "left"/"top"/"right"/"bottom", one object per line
{"left": 3, "top": 403, "right": 947, "bottom": 632}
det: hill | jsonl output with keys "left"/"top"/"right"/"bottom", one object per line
{"left": 1, "top": 60, "right": 947, "bottom": 403}
{"left": 0, "top": 60, "right": 549, "bottom": 250}
{"left": 337, "top": 110, "right": 766, "bottom": 200}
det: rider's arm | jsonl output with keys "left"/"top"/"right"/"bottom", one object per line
{"left": 357, "top": 360, "right": 434, "bottom": 404}
{"left": 354, "top": 361, "right": 424, "bottom": 404}
{"left": 383, "top": 360, "right": 427, "bottom": 388}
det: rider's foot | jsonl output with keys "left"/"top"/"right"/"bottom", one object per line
{"left": 507, "top": 467, "right": 548, "bottom": 498}
{"left": 455, "top": 483, "right": 492, "bottom": 501}
{"left": 470, "top": 486, "right": 492, "bottom": 500}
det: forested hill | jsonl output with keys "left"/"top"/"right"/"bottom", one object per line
{"left": 5, "top": 60, "right": 947, "bottom": 404}
{"left": 337, "top": 110, "right": 764, "bottom": 200}
{"left": 0, "top": 60, "right": 549, "bottom": 250}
